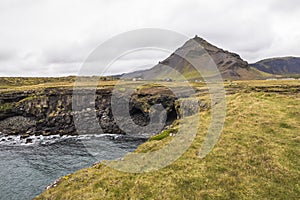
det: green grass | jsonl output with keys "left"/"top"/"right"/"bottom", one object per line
{"left": 149, "top": 128, "right": 178, "bottom": 141}
{"left": 0, "top": 102, "right": 14, "bottom": 111}
{"left": 249, "top": 67, "right": 274, "bottom": 78}
{"left": 0, "top": 76, "right": 76, "bottom": 86}
{"left": 0, "top": 77, "right": 119, "bottom": 93}
{"left": 35, "top": 81, "right": 300, "bottom": 200}
{"left": 279, "top": 122, "right": 293, "bottom": 129}
{"left": 18, "top": 95, "right": 40, "bottom": 103}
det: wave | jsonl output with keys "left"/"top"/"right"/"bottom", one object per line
{"left": 0, "top": 132, "right": 150, "bottom": 146}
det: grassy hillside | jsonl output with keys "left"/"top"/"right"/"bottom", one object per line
{"left": 35, "top": 80, "right": 300, "bottom": 200}
{"left": 251, "top": 57, "right": 300, "bottom": 76}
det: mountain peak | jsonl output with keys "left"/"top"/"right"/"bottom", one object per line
{"left": 124, "top": 36, "right": 265, "bottom": 80}
{"left": 193, "top": 35, "right": 208, "bottom": 42}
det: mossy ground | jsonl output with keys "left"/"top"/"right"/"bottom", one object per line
{"left": 0, "top": 102, "right": 14, "bottom": 111}
{"left": 0, "top": 77, "right": 118, "bottom": 93}
{"left": 32, "top": 80, "right": 300, "bottom": 200}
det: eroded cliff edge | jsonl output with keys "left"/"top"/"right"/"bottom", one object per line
{"left": 0, "top": 87, "right": 181, "bottom": 138}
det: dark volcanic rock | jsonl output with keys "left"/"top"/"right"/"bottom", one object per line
{"left": 0, "top": 87, "right": 179, "bottom": 136}
{"left": 25, "top": 138, "right": 33, "bottom": 144}
{"left": 0, "top": 116, "right": 36, "bottom": 135}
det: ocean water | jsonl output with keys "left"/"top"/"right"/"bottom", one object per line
{"left": 0, "top": 133, "right": 147, "bottom": 200}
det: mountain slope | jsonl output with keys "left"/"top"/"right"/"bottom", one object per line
{"left": 124, "top": 36, "right": 265, "bottom": 80}
{"left": 251, "top": 57, "right": 300, "bottom": 75}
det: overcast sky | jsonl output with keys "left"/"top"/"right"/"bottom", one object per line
{"left": 0, "top": 0, "right": 299, "bottom": 76}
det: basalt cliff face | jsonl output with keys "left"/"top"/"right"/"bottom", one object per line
{"left": 0, "top": 87, "right": 180, "bottom": 138}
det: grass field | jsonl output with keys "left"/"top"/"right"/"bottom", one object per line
{"left": 29, "top": 79, "right": 300, "bottom": 200}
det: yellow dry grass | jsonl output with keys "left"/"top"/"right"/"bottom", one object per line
{"left": 35, "top": 80, "right": 300, "bottom": 200}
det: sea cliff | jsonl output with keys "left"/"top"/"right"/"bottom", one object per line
{"left": 0, "top": 87, "right": 180, "bottom": 138}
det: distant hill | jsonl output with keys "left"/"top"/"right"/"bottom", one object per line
{"left": 251, "top": 57, "right": 300, "bottom": 76}
{"left": 124, "top": 36, "right": 267, "bottom": 80}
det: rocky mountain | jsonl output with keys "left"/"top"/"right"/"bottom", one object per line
{"left": 251, "top": 57, "right": 300, "bottom": 76}
{"left": 124, "top": 36, "right": 265, "bottom": 80}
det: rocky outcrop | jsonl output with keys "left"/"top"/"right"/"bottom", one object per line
{"left": 0, "top": 87, "right": 180, "bottom": 137}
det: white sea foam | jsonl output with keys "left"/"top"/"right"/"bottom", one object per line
{"left": 0, "top": 133, "right": 122, "bottom": 146}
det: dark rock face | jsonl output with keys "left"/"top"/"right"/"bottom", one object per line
{"left": 180, "top": 36, "right": 250, "bottom": 73}
{"left": 0, "top": 116, "right": 36, "bottom": 135}
{"left": 0, "top": 88, "right": 179, "bottom": 137}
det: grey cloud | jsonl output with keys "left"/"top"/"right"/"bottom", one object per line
{"left": 270, "top": 0, "right": 300, "bottom": 12}
{"left": 0, "top": 53, "right": 12, "bottom": 61}
{"left": 0, "top": 0, "right": 299, "bottom": 76}
{"left": 162, "top": 0, "right": 278, "bottom": 62}
{"left": 42, "top": 41, "right": 90, "bottom": 65}
{"left": 0, "top": 49, "right": 15, "bottom": 61}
